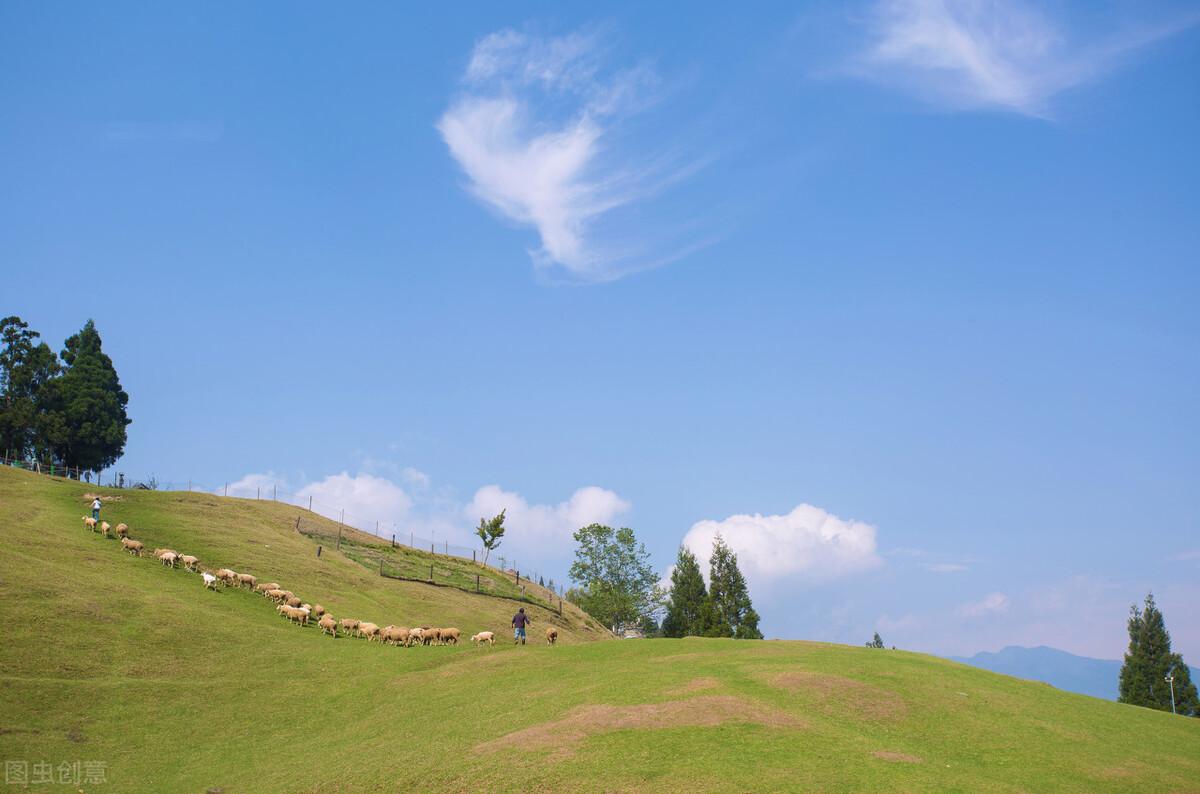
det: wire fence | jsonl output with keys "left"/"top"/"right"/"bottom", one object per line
{"left": 2, "top": 455, "right": 571, "bottom": 599}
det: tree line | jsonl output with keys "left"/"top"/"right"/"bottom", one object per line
{"left": 0, "top": 316, "right": 130, "bottom": 474}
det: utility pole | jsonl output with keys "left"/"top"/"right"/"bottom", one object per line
{"left": 1166, "top": 673, "right": 1177, "bottom": 715}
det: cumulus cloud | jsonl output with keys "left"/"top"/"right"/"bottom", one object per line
{"left": 682, "top": 503, "right": 883, "bottom": 585}
{"left": 219, "top": 471, "right": 288, "bottom": 499}
{"left": 294, "top": 472, "right": 414, "bottom": 533}
{"left": 956, "top": 591, "right": 1009, "bottom": 618}
{"left": 439, "top": 28, "right": 706, "bottom": 280}
{"left": 464, "top": 484, "right": 631, "bottom": 552}
{"left": 851, "top": 0, "right": 1198, "bottom": 115}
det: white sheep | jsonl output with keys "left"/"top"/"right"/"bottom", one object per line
{"left": 201, "top": 572, "right": 218, "bottom": 590}
{"left": 471, "top": 631, "right": 495, "bottom": 645}
{"left": 180, "top": 555, "right": 200, "bottom": 571}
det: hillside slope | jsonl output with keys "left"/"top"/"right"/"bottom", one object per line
{"left": 1, "top": 465, "right": 1198, "bottom": 792}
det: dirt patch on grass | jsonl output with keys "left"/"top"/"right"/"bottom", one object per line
{"left": 665, "top": 677, "right": 719, "bottom": 695}
{"left": 873, "top": 751, "right": 921, "bottom": 764}
{"left": 476, "top": 695, "right": 805, "bottom": 758}
{"left": 765, "top": 671, "right": 907, "bottom": 722}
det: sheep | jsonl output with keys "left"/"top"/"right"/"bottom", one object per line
{"left": 215, "top": 568, "right": 237, "bottom": 586}
{"left": 359, "top": 622, "right": 380, "bottom": 642}
{"left": 180, "top": 555, "right": 200, "bottom": 572}
{"left": 340, "top": 618, "right": 360, "bottom": 636}
{"left": 153, "top": 548, "right": 179, "bottom": 559}
{"left": 408, "top": 627, "right": 423, "bottom": 644}
{"left": 254, "top": 582, "right": 281, "bottom": 595}
{"left": 99, "top": 521, "right": 111, "bottom": 537}
{"left": 291, "top": 607, "right": 310, "bottom": 626}
{"left": 546, "top": 627, "right": 558, "bottom": 646}
{"left": 471, "top": 631, "right": 495, "bottom": 646}
{"left": 236, "top": 573, "right": 257, "bottom": 589}
{"left": 82, "top": 516, "right": 97, "bottom": 531}
{"left": 312, "top": 604, "right": 325, "bottom": 618}
{"left": 285, "top": 596, "right": 302, "bottom": 608}
{"left": 115, "top": 523, "right": 129, "bottom": 538}
{"left": 440, "top": 628, "right": 461, "bottom": 646}
{"left": 381, "top": 625, "right": 410, "bottom": 647}
{"left": 319, "top": 615, "right": 338, "bottom": 637}
{"left": 266, "top": 589, "right": 288, "bottom": 602}
{"left": 201, "top": 572, "right": 218, "bottom": 590}
{"left": 422, "top": 627, "right": 442, "bottom": 646}
{"left": 120, "top": 538, "right": 143, "bottom": 556}
{"left": 160, "top": 551, "right": 179, "bottom": 568}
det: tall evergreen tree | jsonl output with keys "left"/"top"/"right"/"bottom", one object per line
{"left": 1119, "top": 593, "right": 1199, "bottom": 716}
{"left": 705, "top": 534, "right": 763, "bottom": 640}
{"left": 0, "top": 316, "right": 60, "bottom": 460}
{"left": 37, "top": 320, "right": 130, "bottom": 471}
{"left": 662, "top": 545, "right": 710, "bottom": 638}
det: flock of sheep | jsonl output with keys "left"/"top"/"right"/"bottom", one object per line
{"left": 81, "top": 512, "right": 561, "bottom": 647}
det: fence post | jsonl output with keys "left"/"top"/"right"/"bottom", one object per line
{"left": 273, "top": 485, "right": 276, "bottom": 501}
{"left": 476, "top": 574, "right": 480, "bottom": 593}
{"left": 224, "top": 482, "right": 228, "bottom": 497}
{"left": 317, "top": 545, "right": 322, "bottom": 557}
{"left": 308, "top": 495, "right": 312, "bottom": 511}
{"left": 515, "top": 570, "right": 519, "bottom": 584}
{"left": 431, "top": 543, "right": 434, "bottom": 554}
{"left": 294, "top": 516, "right": 300, "bottom": 531}
{"left": 429, "top": 564, "right": 433, "bottom": 582}
{"left": 379, "top": 557, "right": 383, "bottom": 576}
{"left": 391, "top": 534, "right": 395, "bottom": 548}
{"left": 410, "top": 532, "right": 413, "bottom": 547}
{"left": 256, "top": 486, "right": 260, "bottom": 500}
{"left": 336, "top": 510, "right": 344, "bottom": 551}
{"left": 445, "top": 541, "right": 448, "bottom": 555}
{"left": 559, "top": 597, "right": 563, "bottom": 616}
{"left": 473, "top": 550, "right": 476, "bottom": 564}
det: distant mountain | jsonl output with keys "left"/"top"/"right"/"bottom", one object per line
{"left": 948, "top": 645, "right": 1198, "bottom": 701}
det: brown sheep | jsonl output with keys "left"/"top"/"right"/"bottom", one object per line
{"left": 340, "top": 618, "right": 360, "bottom": 636}
{"left": 236, "top": 573, "right": 257, "bottom": 589}
{"left": 154, "top": 548, "right": 179, "bottom": 559}
{"left": 99, "top": 521, "right": 111, "bottom": 537}
{"left": 471, "top": 631, "right": 495, "bottom": 645}
{"left": 160, "top": 552, "right": 179, "bottom": 568}
{"left": 319, "top": 615, "right": 338, "bottom": 637}
{"left": 180, "top": 555, "right": 200, "bottom": 571}
{"left": 254, "top": 582, "right": 281, "bottom": 595}
{"left": 280, "top": 605, "right": 309, "bottom": 625}
{"left": 440, "top": 628, "right": 461, "bottom": 646}
{"left": 381, "top": 625, "right": 410, "bottom": 647}
{"left": 546, "top": 627, "right": 558, "bottom": 645}
{"left": 409, "top": 627, "right": 424, "bottom": 643}
{"left": 266, "top": 589, "right": 288, "bottom": 602}
{"left": 120, "top": 537, "right": 143, "bottom": 556}
{"left": 312, "top": 604, "right": 325, "bottom": 618}
{"left": 215, "top": 568, "right": 237, "bottom": 585}
{"left": 285, "top": 596, "right": 302, "bottom": 608}
{"left": 115, "top": 523, "right": 129, "bottom": 538}
{"left": 422, "top": 627, "right": 442, "bottom": 646}
{"left": 359, "top": 622, "right": 381, "bottom": 642}
{"left": 82, "top": 516, "right": 97, "bottom": 531}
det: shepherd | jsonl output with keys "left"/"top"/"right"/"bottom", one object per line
{"left": 91, "top": 496, "right": 102, "bottom": 522}
{"left": 512, "top": 607, "right": 530, "bottom": 645}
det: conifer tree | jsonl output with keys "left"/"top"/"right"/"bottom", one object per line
{"left": 0, "top": 316, "right": 59, "bottom": 460}
{"left": 37, "top": 320, "right": 129, "bottom": 471}
{"left": 662, "top": 545, "right": 710, "bottom": 638}
{"left": 705, "top": 534, "right": 763, "bottom": 640}
{"left": 1119, "top": 593, "right": 1199, "bottom": 716}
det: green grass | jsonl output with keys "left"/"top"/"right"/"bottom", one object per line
{"left": 1, "top": 465, "right": 1197, "bottom": 792}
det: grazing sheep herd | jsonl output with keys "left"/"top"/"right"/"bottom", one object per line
{"left": 81, "top": 507, "right": 565, "bottom": 649}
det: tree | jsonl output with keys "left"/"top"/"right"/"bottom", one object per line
{"left": 37, "top": 320, "right": 130, "bottom": 471}
{"left": 705, "top": 534, "right": 763, "bottom": 639}
{"left": 866, "top": 632, "right": 885, "bottom": 649}
{"left": 662, "top": 545, "right": 711, "bottom": 638}
{"left": 569, "top": 524, "right": 659, "bottom": 634}
{"left": 0, "top": 316, "right": 60, "bottom": 461}
{"left": 1119, "top": 593, "right": 1199, "bottom": 716}
{"left": 474, "top": 509, "right": 506, "bottom": 567}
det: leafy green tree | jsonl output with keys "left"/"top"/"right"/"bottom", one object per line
{"left": 866, "top": 632, "right": 885, "bottom": 649}
{"left": 474, "top": 509, "right": 506, "bottom": 567}
{"left": 0, "top": 316, "right": 60, "bottom": 461}
{"left": 568, "top": 523, "right": 659, "bottom": 634}
{"left": 662, "top": 545, "right": 711, "bottom": 638}
{"left": 1119, "top": 593, "right": 1199, "bottom": 716}
{"left": 705, "top": 534, "right": 763, "bottom": 640}
{"left": 36, "top": 320, "right": 130, "bottom": 471}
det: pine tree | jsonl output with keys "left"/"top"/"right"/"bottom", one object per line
{"left": 705, "top": 534, "right": 763, "bottom": 640}
{"left": 37, "top": 320, "right": 129, "bottom": 471}
{"left": 866, "top": 632, "right": 884, "bottom": 649}
{"left": 0, "top": 316, "right": 60, "bottom": 461}
{"left": 1119, "top": 593, "right": 1199, "bottom": 716}
{"left": 662, "top": 546, "right": 710, "bottom": 638}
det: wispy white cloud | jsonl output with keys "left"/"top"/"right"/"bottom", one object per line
{"left": 923, "top": 562, "right": 969, "bottom": 573}
{"left": 439, "top": 28, "right": 706, "bottom": 280}
{"left": 464, "top": 484, "right": 631, "bottom": 555}
{"left": 956, "top": 591, "right": 1009, "bottom": 617}
{"left": 850, "top": 0, "right": 1199, "bottom": 115}
{"left": 682, "top": 503, "right": 883, "bottom": 586}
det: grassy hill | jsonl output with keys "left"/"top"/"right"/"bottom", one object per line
{"left": 1, "top": 465, "right": 1197, "bottom": 792}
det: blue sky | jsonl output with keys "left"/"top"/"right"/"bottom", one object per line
{"left": 4, "top": 1, "right": 1198, "bottom": 659}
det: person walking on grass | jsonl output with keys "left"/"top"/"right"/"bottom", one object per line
{"left": 91, "top": 496, "right": 101, "bottom": 522}
{"left": 512, "top": 607, "right": 530, "bottom": 645}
